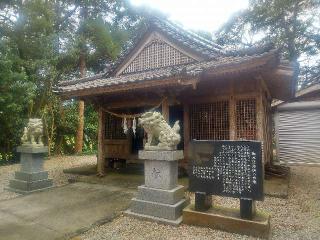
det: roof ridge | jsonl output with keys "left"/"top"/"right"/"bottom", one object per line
{"left": 225, "top": 43, "right": 276, "bottom": 57}
{"left": 151, "top": 17, "right": 225, "bottom": 54}
{"left": 152, "top": 16, "right": 223, "bottom": 50}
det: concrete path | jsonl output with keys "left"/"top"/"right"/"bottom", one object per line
{"left": 0, "top": 182, "right": 135, "bottom": 240}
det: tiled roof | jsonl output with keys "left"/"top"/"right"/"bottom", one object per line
{"left": 56, "top": 49, "right": 278, "bottom": 95}
{"left": 101, "top": 16, "right": 226, "bottom": 77}
{"left": 150, "top": 16, "right": 225, "bottom": 58}
{"left": 56, "top": 16, "right": 281, "bottom": 97}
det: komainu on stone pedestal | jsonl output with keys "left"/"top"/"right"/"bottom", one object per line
{"left": 21, "top": 118, "right": 44, "bottom": 146}
{"left": 6, "top": 118, "right": 52, "bottom": 194}
{"left": 139, "top": 111, "right": 180, "bottom": 151}
{"left": 126, "top": 111, "right": 188, "bottom": 225}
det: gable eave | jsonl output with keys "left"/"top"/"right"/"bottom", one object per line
{"left": 113, "top": 29, "right": 207, "bottom": 76}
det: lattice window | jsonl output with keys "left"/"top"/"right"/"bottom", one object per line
{"left": 105, "top": 113, "right": 126, "bottom": 140}
{"left": 236, "top": 99, "right": 257, "bottom": 140}
{"left": 122, "top": 39, "right": 195, "bottom": 74}
{"left": 190, "top": 101, "right": 230, "bottom": 140}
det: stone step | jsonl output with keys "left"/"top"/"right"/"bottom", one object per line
{"left": 15, "top": 171, "right": 49, "bottom": 181}
{"left": 9, "top": 179, "right": 53, "bottom": 192}
{"left": 137, "top": 185, "right": 185, "bottom": 205}
{"left": 125, "top": 210, "right": 183, "bottom": 226}
{"left": 130, "top": 197, "right": 189, "bottom": 221}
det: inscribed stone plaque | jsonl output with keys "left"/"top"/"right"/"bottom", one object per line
{"left": 189, "top": 140, "right": 263, "bottom": 200}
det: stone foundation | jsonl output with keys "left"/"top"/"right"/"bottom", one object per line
{"left": 126, "top": 150, "right": 188, "bottom": 225}
{"left": 7, "top": 145, "right": 53, "bottom": 194}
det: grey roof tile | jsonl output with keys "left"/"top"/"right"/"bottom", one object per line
{"left": 56, "top": 17, "right": 279, "bottom": 96}
{"left": 56, "top": 49, "right": 277, "bottom": 94}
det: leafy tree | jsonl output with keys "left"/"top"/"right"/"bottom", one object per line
{"left": 215, "top": 0, "right": 320, "bottom": 88}
{"left": 1, "top": 0, "right": 64, "bottom": 155}
{"left": 54, "top": 101, "right": 98, "bottom": 155}
{"left": 0, "top": 40, "right": 35, "bottom": 162}
{"left": 53, "top": 0, "right": 139, "bottom": 153}
{"left": 0, "top": 0, "right": 141, "bottom": 158}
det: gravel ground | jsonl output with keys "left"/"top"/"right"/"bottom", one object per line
{"left": 1, "top": 158, "right": 319, "bottom": 239}
{"left": 79, "top": 166, "right": 320, "bottom": 240}
{"left": 0, "top": 155, "right": 96, "bottom": 201}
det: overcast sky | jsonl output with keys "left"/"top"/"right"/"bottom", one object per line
{"left": 130, "top": 0, "right": 249, "bottom": 32}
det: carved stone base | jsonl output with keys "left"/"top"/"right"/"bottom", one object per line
{"left": 8, "top": 174, "right": 53, "bottom": 194}
{"left": 144, "top": 145, "right": 176, "bottom": 151}
{"left": 7, "top": 145, "right": 52, "bottom": 194}
{"left": 130, "top": 197, "right": 189, "bottom": 221}
{"left": 127, "top": 150, "right": 187, "bottom": 224}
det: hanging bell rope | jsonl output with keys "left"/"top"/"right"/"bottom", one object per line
{"left": 101, "top": 97, "right": 166, "bottom": 119}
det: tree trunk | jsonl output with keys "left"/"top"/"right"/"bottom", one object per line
{"left": 75, "top": 52, "right": 86, "bottom": 153}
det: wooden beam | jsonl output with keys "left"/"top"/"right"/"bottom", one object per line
{"left": 162, "top": 98, "right": 169, "bottom": 123}
{"left": 256, "top": 75, "right": 271, "bottom": 100}
{"left": 256, "top": 94, "right": 265, "bottom": 164}
{"left": 60, "top": 77, "right": 199, "bottom": 98}
{"left": 180, "top": 92, "right": 259, "bottom": 105}
{"left": 104, "top": 98, "right": 161, "bottom": 109}
{"left": 183, "top": 104, "right": 190, "bottom": 168}
{"left": 97, "top": 107, "right": 106, "bottom": 177}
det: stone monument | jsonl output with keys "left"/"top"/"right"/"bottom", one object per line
{"left": 126, "top": 111, "right": 189, "bottom": 225}
{"left": 7, "top": 118, "right": 53, "bottom": 194}
{"left": 183, "top": 140, "right": 271, "bottom": 239}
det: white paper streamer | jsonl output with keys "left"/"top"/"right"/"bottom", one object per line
{"left": 123, "top": 117, "right": 128, "bottom": 134}
{"left": 132, "top": 117, "right": 136, "bottom": 135}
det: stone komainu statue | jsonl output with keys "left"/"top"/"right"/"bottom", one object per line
{"left": 139, "top": 111, "right": 181, "bottom": 150}
{"left": 21, "top": 118, "right": 44, "bottom": 146}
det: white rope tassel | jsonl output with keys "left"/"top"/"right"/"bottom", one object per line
{"left": 132, "top": 117, "right": 136, "bottom": 135}
{"left": 123, "top": 117, "right": 128, "bottom": 134}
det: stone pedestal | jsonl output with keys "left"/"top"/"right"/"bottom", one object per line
{"left": 7, "top": 145, "right": 53, "bottom": 194}
{"left": 126, "top": 150, "right": 189, "bottom": 225}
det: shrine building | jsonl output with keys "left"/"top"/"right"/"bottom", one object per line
{"left": 56, "top": 16, "right": 296, "bottom": 175}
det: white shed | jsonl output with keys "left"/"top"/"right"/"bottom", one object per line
{"left": 275, "top": 83, "right": 320, "bottom": 165}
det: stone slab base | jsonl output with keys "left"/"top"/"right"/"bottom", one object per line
{"left": 15, "top": 171, "right": 49, "bottom": 181}
{"left": 5, "top": 186, "right": 53, "bottom": 195}
{"left": 8, "top": 178, "right": 53, "bottom": 194}
{"left": 131, "top": 197, "right": 189, "bottom": 220}
{"left": 17, "top": 145, "right": 48, "bottom": 154}
{"left": 183, "top": 204, "right": 271, "bottom": 239}
{"left": 139, "top": 150, "right": 184, "bottom": 161}
{"left": 137, "top": 185, "right": 185, "bottom": 205}
{"left": 125, "top": 209, "right": 183, "bottom": 226}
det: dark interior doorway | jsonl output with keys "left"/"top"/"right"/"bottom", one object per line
{"left": 169, "top": 105, "right": 184, "bottom": 150}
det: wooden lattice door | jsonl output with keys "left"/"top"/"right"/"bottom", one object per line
{"left": 190, "top": 101, "right": 230, "bottom": 140}
{"left": 104, "top": 113, "right": 130, "bottom": 159}
{"left": 235, "top": 99, "right": 257, "bottom": 140}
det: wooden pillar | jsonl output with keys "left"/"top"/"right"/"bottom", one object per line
{"left": 183, "top": 104, "right": 190, "bottom": 168}
{"left": 258, "top": 76, "right": 273, "bottom": 164}
{"left": 256, "top": 78, "right": 265, "bottom": 142}
{"left": 256, "top": 94, "right": 265, "bottom": 163}
{"left": 97, "top": 107, "right": 106, "bottom": 176}
{"left": 162, "top": 98, "right": 169, "bottom": 123}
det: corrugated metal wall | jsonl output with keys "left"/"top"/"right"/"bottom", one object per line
{"left": 275, "top": 101, "right": 320, "bottom": 165}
